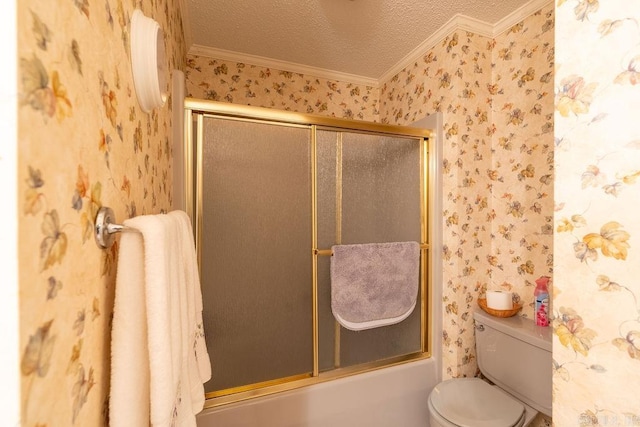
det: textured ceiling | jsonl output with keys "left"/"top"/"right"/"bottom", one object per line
{"left": 186, "top": 0, "right": 533, "bottom": 80}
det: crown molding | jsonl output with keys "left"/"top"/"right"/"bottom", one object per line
{"left": 188, "top": 45, "right": 380, "bottom": 87}
{"left": 377, "top": 13, "right": 493, "bottom": 84}
{"left": 493, "top": 0, "right": 553, "bottom": 37}
{"left": 378, "top": 0, "right": 553, "bottom": 84}
{"left": 186, "top": 0, "right": 553, "bottom": 88}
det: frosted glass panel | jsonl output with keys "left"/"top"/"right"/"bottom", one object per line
{"left": 317, "top": 257, "right": 335, "bottom": 371}
{"left": 340, "top": 286, "right": 422, "bottom": 366}
{"left": 341, "top": 133, "right": 421, "bottom": 244}
{"left": 317, "top": 130, "right": 422, "bottom": 368}
{"left": 316, "top": 131, "right": 337, "bottom": 250}
{"left": 200, "top": 117, "right": 312, "bottom": 392}
{"left": 340, "top": 133, "right": 422, "bottom": 364}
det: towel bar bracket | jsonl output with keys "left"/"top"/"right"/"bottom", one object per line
{"left": 95, "top": 206, "right": 124, "bottom": 249}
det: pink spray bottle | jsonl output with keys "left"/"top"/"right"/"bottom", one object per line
{"left": 534, "top": 276, "right": 550, "bottom": 326}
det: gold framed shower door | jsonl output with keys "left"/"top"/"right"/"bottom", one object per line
{"left": 183, "top": 98, "right": 433, "bottom": 408}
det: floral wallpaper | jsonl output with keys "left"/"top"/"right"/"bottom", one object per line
{"left": 489, "top": 11, "right": 555, "bottom": 319}
{"left": 379, "top": 29, "right": 494, "bottom": 380}
{"left": 379, "top": 5, "right": 555, "bottom": 388}
{"left": 553, "top": 0, "right": 640, "bottom": 425}
{"left": 186, "top": 55, "right": 380, "bottom": 121}
{"left": 17, "top": 0, "right": 185, "bottom": 424}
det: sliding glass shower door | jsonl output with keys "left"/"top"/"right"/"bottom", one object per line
{"left": 186, "top": 99, "right": 431, "bottom": 405}
{"left": 316, "top": 130, "right": 422, "bottom": 371}
{"left": 200, "top": 117, "right": 313, "bottom": 393}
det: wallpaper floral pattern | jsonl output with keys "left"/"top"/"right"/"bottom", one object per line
{"left": 489, "top": 11, "right": 555, "bottom": 318}
{"left": 17, "top": 0, "right": 185, "bottom": 424}
{"left": 379, "top": 5, "right": 555, "bottom": 385}
{"left": 554, "top": 0, "right": 640, "bottom": 425}
{"left": 186, "top": 56, "right": 380, "bottom": 121}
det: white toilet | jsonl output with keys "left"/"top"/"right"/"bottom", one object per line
{"left": 428, "top": 308, "right": 552, "bottom": 427}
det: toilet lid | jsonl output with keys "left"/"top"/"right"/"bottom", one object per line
{"left": 430, "top": 378, "right": 525, "bottom": 427}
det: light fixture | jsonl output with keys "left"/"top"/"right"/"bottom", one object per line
{"left": 130, "top": 9, "right": 167, "bottom": 113}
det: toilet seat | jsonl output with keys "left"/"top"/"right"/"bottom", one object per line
{"left": 429, "top": 378, "right": 525, "bottom": 427}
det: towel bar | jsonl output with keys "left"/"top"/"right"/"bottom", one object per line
{"left": 95, "top": 206, "right": 131, "bottom": 249}
{"left": 313, "top": 243, "right": 429, "bottom": 256}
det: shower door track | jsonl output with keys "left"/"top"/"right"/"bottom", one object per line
{"left": 183, "top": 98, "right": 434, "bottom": 409}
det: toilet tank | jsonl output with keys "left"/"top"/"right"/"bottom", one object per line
{"left": 474, "top": 308, "right": 552, "bottom": 417}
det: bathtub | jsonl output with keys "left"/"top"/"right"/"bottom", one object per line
{"left": 197, "top": 357, "right": 440, "bottom": 427}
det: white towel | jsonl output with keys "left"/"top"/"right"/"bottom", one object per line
{"left": 110, "top": 226, "right": 150, "bottom": 427}
{"left": 169, "top": 211, "right": 211, "bottom": 418}
{"left": 110, "top": 211, "right": 211, "bottom": 427}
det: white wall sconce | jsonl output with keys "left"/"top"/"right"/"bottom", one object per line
{"left": 130, "top": 9, "right": 167, "bottom": 113}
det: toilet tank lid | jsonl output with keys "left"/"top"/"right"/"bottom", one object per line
{"left": 473, "top": 307, "right": 552, "bottom": 351}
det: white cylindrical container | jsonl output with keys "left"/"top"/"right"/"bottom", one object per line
{"left": 486, "top": 290, "right": 513, "bottom": 310}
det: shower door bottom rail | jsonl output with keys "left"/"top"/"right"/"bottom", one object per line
{"left": 204, "top": 351, "right": 430, "bottom": 408}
